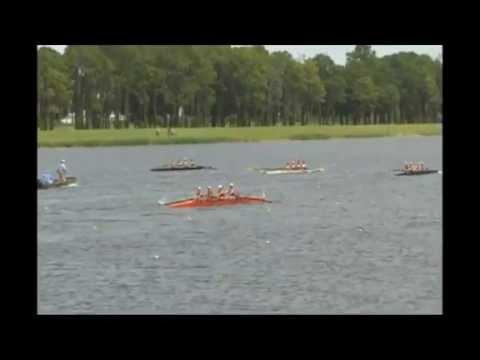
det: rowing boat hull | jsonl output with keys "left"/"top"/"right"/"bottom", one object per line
{"left": 165, "top": 196, "right": 271, "bottom": 208}
{"left": 260, "top": 168, "right": 324, "bottom": 175}
{"left": 38, "top": 177, "right": 77, "bottom": 189}
{"left": 150, "top": 166, "right": 215, "bottom": 172}
{"left": 395, "top": 170, "right": 440, "bottom": 176}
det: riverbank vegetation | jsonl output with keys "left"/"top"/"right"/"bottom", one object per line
{"left": 38, "top": 124, "right": 441, "bottom": 147}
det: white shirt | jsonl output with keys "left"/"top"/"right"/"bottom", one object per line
{"left": 57, "top": 163, "right": 67, "bottom": 174}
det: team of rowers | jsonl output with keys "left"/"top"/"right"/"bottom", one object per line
{"left": 170, "top": 158, "right": 195, "bottom": 168}
{"left": 403, "top": 161, "right": 428, "bottom": 172}
{"left": 284, "top": 160, "right": 308, "bottom": 170}
{"left": 194, "top": 183, "right": 239, "bottom": 200}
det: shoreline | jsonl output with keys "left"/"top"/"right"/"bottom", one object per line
{"left": 38, "top": 124, "right": 442, "bottom": 148}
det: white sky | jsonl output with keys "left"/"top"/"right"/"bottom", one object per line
{"left": 39, "top": 45, "right": 442, "bottom": 65}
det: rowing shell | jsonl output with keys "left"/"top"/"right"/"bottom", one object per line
{"left": 164, "top": 196, "right": 271, "bottom": 208}
{"left": 395, "top": 170, "right": 441, "bottom": 176}
{"left": 259, "top": 168, "right": 324, "bottom": 175}
{"left": 150, "top": 165, "right": 216, "bottom": 172}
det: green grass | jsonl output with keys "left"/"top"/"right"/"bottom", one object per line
{"left": 37, "top": 124, "right": 442, "bottom": 147}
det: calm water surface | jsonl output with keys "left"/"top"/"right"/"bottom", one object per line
{"left": 38, "top": 136, "right": 442, "bottom": 314}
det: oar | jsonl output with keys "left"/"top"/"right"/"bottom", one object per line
{"left": 261, "top": 191, "right": 279, "bottom": 203}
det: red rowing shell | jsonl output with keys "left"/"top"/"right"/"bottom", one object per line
{"left": 165, "top": 196, "right": 271, "bottom": 208}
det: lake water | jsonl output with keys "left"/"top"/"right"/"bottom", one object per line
{"left": 37, "top": 136, "right": 442, "bottom": 314}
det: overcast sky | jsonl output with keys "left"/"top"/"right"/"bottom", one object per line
{"left": 39, "top": 45, "right": 442, "bottom": 65}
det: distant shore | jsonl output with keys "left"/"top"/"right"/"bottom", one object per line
{"left": 37, "top": 124, "right": 441, "bottom": 148}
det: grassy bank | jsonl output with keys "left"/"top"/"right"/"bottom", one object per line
{"left": 38, "top": 124, "right": 441, "bottom": 147}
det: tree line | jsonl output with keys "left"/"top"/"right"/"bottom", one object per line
{"left": 37, "top": 45, "right": 442, "bottom": 130}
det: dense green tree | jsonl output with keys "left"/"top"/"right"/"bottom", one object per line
{"left": 38, "top": 45, "right": 442, "bottom": 130}
{"left": 38, "top": 47, "right": 72, "bottom": 130}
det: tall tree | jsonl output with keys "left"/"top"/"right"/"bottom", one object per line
{"left": 38, "top": 47, "right": 71, "bottom": 130}
{"left": 39, "top": 45, "right": 442, "bottom": 129}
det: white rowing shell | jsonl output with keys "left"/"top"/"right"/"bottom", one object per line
{"left": 261, "top": 168, "right": 325, "bottom": 175}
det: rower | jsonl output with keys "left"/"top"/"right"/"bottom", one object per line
{"left": 404, "top": 161, "right": 409, "bottom": 171}
{"left": 195, "top": 186, "right": 203, "bottom": 199}
{"left": 301, "top": 160, "right": 307, "bottom": 170}
{"left": 217, "top": 185, "right": 225, "bottom": 198}
{"left": 206, "top": 186, "right": 213, "bottom": 199}
{"left": 227, "top": 183, "right": 233, "bottom": 197}
{"left": 228, "top": 183, "right": 238, "bottom": 197}
{"left": 56, "top": 160, "right": 67, "bottom": 183}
